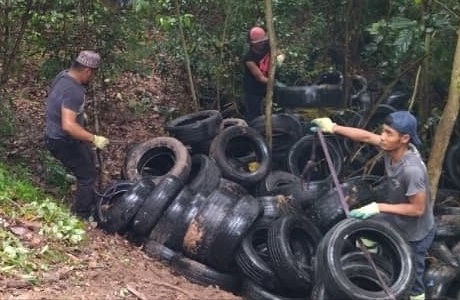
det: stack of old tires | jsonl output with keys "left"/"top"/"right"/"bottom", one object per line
{"left": 95, "top": 109, "right": 460, "bottom": 299}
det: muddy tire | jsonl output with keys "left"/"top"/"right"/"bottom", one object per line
{"left": 122, "top": 136, "right": 191, "bottom": 183}
{"left": 152, "top": 192, "right": 208, "bottom": 251}
{"left": 147, "top": 187, "right": 195, "bottom": 246}
{"left": 181, "top": 189, "right": 237, "bottom": 264}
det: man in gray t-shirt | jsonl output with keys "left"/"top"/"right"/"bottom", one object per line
{"left": 312, "top": 111, "right": 435, "bottom": 300}
{"left": 44, "top": 50, "right": 110, "bottom": 218}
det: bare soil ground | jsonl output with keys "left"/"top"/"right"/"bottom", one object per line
{"left": 1, "top": 69, "right": 242, "bottom": 300}
{"left": 2, "top": 225, "right": 240, "bottom": 300}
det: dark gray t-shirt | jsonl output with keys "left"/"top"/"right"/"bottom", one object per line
{"left": 45, "top": 70, "right": 86, "bottom": 139}
{"left": 381, "top": 144, "right": 434, "bottom": 241}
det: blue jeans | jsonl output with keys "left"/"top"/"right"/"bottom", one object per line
{"left": 45, "top": 136, "right": 97, "bottom": 217}
{"left": 409, "top": 227, "right": 435, "bottom": 296}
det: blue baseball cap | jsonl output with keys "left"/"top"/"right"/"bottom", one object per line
{"left": 385, "top": 111, "right": 421, "bottom": 146}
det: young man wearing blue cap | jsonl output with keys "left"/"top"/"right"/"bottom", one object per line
{"left": 45, "top": 50, "right": 110, "bottom": 219}
{"left": 312, "top": 111, "right": 435, "bottom": 300}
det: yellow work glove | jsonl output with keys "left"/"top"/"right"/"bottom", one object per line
{"left": 349, "top": 202, "right": 380, "bottom": 219}
{"left": 93, "top": 135, "right": 109, "bottom": 149}
{"left": 311, "top": 117, "right": 336, "bottom": 133}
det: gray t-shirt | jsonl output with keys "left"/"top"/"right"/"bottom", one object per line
{"left": 45, "top": 70, "right": 86, "bottom": 139}
{"left": 381, "top": 144, "right": 434, "bottom": 241}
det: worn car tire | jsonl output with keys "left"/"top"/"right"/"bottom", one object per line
{"left": 210, "top": 126, "right": 271, "bottom": 186}
{"left": 165, "top": 110, "right": 223, "bottom": 145}
{"left": 131, "top": 175, "right": 184, "bottom": 236}
{"left": 122, "top": 136, "right": 191, "bottom": 183}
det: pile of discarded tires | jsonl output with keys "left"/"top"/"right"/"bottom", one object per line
{"left": 95, "top": 110, "right": 460, "bottom": 299}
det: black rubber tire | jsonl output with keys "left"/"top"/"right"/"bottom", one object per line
{"left": 131, "top": 175, "right": 184, "bottom": 236}
{"left": 142, "top": 239, "right": 178, "bottom": 264}
{"left": 218, "top": 178, "right": 248, "bottom": 197}
{"left": 257, "top": 195, "right": 302, "bottom": 219}
{"left": 122, "top": 136, "right": 192, "bottom": 184}
{"left": 170, "top": 255, "right": 242, "bottom": 293}
{"left": 256, "top": 171, "right": 301, "bottom": 196}
{"left": 310, "top": 282, "right": 331, "bottom": 300}
{"left": 311, "top": 177, "right": 375, "bottom": 233}
{"left": 249, "top": 114, "right": 304, "bottom": 171}
{"left": 99, "top": 176, "right": 156, "bottom": 234}
{"left": 424, "top": 261, "right": 458, "bottom": 299}
{"left": 147, "top": 187, "right": 195, "bottom": 247}
{"left": 235, "top": 220, "right": 286, "bottom": 293}
{"left": 221, "top": 117, "right": 248, "bottom": 130}
{"left": 267, "top": 215, "right": 322, "bottom": 293}
{"left": 340, "top": 251, "right": 395, "bottom": 282}
{"left": 209, "top": 126, "right": 271, "bottom": 186}
{"left": 207, "top": 194, "right": 262, "bottom": 272}
{"left": 317, "top": 218, "right": 415, "bottom": 300}
{"left": 265, "top": 178, "right": 331, "bottom": 210}
{"left": 445, "top": 141, "right": 460, "bottom": 189}
{"left": 249, "top": 113, "right": 303, "bottom": 137}
{"left": 429, "top": 241, "right": 459, "bottom": 269}
{"left": 96, "top": 180, "right": 134, "bottom": 225}
{"left": 186, "top": 154, "right": 221, "bottom": 196}
{"left": 434, "top": 214, "right": 460, "bottom": 238}
{"left": 181, "top": 189, "right": 237, "bottom": 264}
{"left": 434, "top": 188, "right": 460, "bottom": 207}
{"left": 287, "top": 134, "right": 343, "bottom": 181}
{"left": 162, "top": 193, "right": 208, "bottom": 251}
{"left": 330, "top": 109, "right": 364, "bottom": 156}
{"left": 362, "top": 104, "right": 397, "bottom": 132}
{"left": 241, "top": 279, "right": 305, "bottom": 300}
{"left": 165, "top": 110, "right": 223, "bottom": 145}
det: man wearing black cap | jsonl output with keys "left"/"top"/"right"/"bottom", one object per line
{"left": 312, "top": 111, "right": 434, "bottom": 300}
{"left": 44, "top": 50, "right": 110, "bottom": 219}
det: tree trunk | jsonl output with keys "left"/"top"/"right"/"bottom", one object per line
{"left": 428, "top": 25, "right": 460, "bottom": 200}
{"left": 264, "top": 0, "right": 276, "bottom": 150}
{"left": 174, "top": 0, "right": 198, "bottom": 111}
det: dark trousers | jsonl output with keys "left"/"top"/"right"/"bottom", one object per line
{"left": 409, "top": 227, "right": 435, "bottom": 296}
{"left": 243, "top": 93, "right": 264, "bottom": 121}
{"left": 45, "top": 136, "right": 97, "bottom": 216}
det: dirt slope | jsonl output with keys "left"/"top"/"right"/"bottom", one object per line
{"left": 1, "top": 70, "right": 242, "bottom": 300}
{"left": 2, "top": 224, "right": 241, "bottom": 300}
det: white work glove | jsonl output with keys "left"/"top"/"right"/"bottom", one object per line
{"left": 349, "top": 202, "right": 380, "bottom": 219}
{"left": 93, "top": 135, "right": 109, "bottom": 149}
{"left": 311, "top": 117, "right": 336, "bottom": 133}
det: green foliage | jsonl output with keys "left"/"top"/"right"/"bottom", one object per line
{"left": 0, "top": 163, "right": 85, "bottom": 277}
{"left": 37, "top": 150, "right": 71, "bottom": 195}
